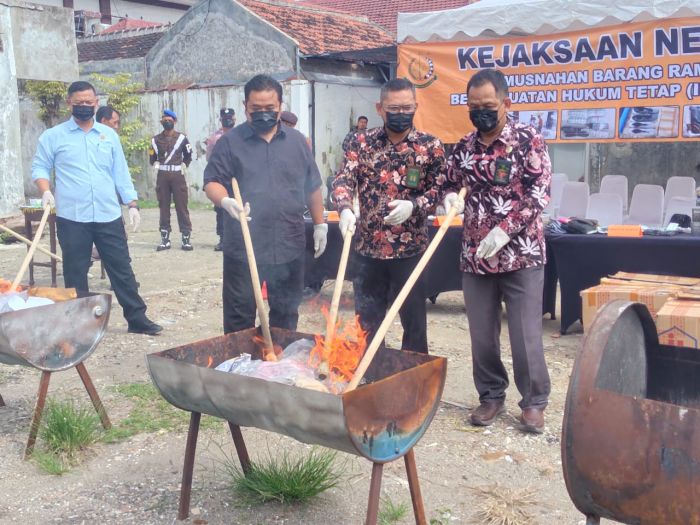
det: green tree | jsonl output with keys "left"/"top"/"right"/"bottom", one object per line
{"left": 24, "top": 80, "right": 68, "bottom": 127}
{"left": 90, "top": 73, "right": 149, "bottom": 177}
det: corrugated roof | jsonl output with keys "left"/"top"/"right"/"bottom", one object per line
{"left": 77, "top": 29, "right": 166, "bottom": 61}
{"left": 296, "top": 0, "right": 473, "bottom": 35}
{"left": 100, "top": 18, "right": 163, "bottom": 34}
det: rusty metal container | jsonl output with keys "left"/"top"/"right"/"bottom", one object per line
{"left": 562, "top": 300, "right": 700, "bottom": 525}
{"left": 147, "top": 327, "right": 446, "bottom": 463}
{"left": 0, "top": 293, "right": 111, "bottom": 371}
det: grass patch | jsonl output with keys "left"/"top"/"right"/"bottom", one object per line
{"left": 34, "top": 399, "right": 101, "bottom": 474}
{"left": 379, "top": 497, "right": 409, "bottom": 525}
{"left": 138, "top": 199, "right": 213, "bottom": 211}
{"left": 473, "top": 485, "right": 538, "bottom": 525}
{"left": 223, "top": 447, "right": 341, "bottom": 504}
{"left": 430, "top": 508, "right": 453, "bottom": 525}
{"left": 103, "top": 382, "right": 218, "bottom": 443}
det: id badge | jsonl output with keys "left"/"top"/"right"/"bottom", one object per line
{"left": 493, "top": 158, "right": 512, "bottom": 186}
{"left": 405, "top": 166, "right": 421, "bottom": 189}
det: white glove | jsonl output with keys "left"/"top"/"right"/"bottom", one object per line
{"left": 41, "top": 190, "right": 55, "bottom": 209}
{"left": 384, "top": 200, "right": 414, "bottom": 226}
{"left": 220, "top": 197, "right": 250, "bottom": 222}
{"left": 153, "top": 161, "right": 160, "bottom": 173}
{"left": 339, "top": 208, "right": 356, "bottom": 237}
{"left": 443, "top": 192, "right": 465, "bottom": 215}
{"left": 181, "top": 163, "right": 186, "bottom": 172}
{"left": 128, "top": 207, "right": 141, "bottom": 232}
{"left": 476, "top": 226, "right": 510, "bottom": 259}
{"left": 313, "top": 223, "right": 328, "bottom": 258}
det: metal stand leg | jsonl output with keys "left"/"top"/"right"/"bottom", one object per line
{"left": 75, "top": 362, "right": 111, "bottom": 429}
{"left": 0, "top": 391, "right": 5, "bottom": 407}
{"left": 404, "top": 449, "right": 427, "bottom": 525}
{"left": 228, "top": 422, "right": 251, "bottom": 474}
{"left": 586, "top": 516, "right": 600, "bottom": 525}
{"left": 366, "top": 462, "right": 384, "bottom": 525}
{"left": 178, "top": 412, "right": 201, "bottom": 521}
{"left": 25, "top": 371, "right": 51, "bottom": 459}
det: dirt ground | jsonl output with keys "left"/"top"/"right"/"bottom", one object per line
{"left": 0, "top": 208, "right": 609, "bottom": 525}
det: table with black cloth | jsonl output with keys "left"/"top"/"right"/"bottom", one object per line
{"left": 546, "top": 233, "right": 700, "bottom": 334}
{"left": 304, "top": 221, "right": 463, "bottom": 299}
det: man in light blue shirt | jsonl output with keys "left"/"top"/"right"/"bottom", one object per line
{"left": 32, "top": 80, "right": 162, "bottom": 335}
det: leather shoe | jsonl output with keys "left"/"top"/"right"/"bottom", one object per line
{"left": 128, "top": 319, "right": 163, "bottom": 336}
{"left": 519, "top": 407, "right": 545, "bottom": 434}
{"left": 469, "top": 400, "right": 505, "bottom": 426}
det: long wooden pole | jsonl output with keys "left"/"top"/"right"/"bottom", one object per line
{"left": 231, "top": 179, "right": 275, "bottom": 359}
{"left": 345, "top": 188, "right": 467, "bottom": 392}
{"left": 10, "top": 205, "right": 52, "bottom": 292}
{"left": 326, "top": 229, "right": 353, "bottom": 341}
{"left": 0, "top": 223, "right": 62, "bottom": 262}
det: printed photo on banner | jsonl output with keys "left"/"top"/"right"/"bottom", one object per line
{"left": 619, "top": 106, "right": 679, "bottom": 139}
{"left": 682, "top": 105, "right": 700, "bottom": 137}
{"left": 510, "top": 111, "right": 558, "bottom": 140}
{"left": 560, "top": 109, "right": 615, "bottom": 140}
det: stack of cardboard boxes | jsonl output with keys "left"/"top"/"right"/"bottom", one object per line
{"left": 580, "top": 272, "right": 700, "bottom": 348}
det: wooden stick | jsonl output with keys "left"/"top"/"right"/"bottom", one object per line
{"left": 345, "top": 188, "right": 467, "bottom": 392}
{"left": 10, "top": 205, "right": 51, "bottom": 292}
{"left": 231, "top": 179, "right": 275, "bottom": 359}
{"left": 0, "top": 223, "right": 62, "bottom": 262}
{"left": 326, "top": 229, "right": 353, "bottom": 341}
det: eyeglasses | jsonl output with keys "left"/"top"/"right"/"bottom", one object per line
{"left": 383, "top": 105, "right": 417, "bottom": 114}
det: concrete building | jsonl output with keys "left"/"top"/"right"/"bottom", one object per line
{"left": 0, "top": 0, "right": 78, "bottom": 218}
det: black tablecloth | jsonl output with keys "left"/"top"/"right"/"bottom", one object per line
{"left": 547, "top": 233, "right": 700, "bottom": 334}
{"left": 304, "top": 221, "right": 463, "bottom": 298}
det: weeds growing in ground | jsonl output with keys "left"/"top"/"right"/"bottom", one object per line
{"left": 223, "top": 447, "right": 341, "bottom": 504}
{"left": 34, "top": 399, "right": 101, "bottom": 474}
{"left": 379, "top": 496, "right": 409, "bottom": 524}
{"left": 473, "top": 484, "right": 538, "bottom": 525}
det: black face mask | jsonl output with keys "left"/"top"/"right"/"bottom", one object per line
{"left": 249, "top": 111, "right": 279, "bottom": 134}
{"left": 72, "top": 105, "right": 95, "bottom": 122}
{"left": 162, "top": 121, "right": 175, "bottom": 131}
{"left": 385, "top": 112, "right": 414, "bottom": 133}
{"left": 470, "top": 107, "right": 500, "bottom": 133}
{"left": 222, "top": 118, "right": 235, "bottom": 129}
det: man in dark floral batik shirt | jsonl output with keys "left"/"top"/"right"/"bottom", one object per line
{"left": 442, "top": 69, "right": 551, "bottom": 434}
{"left": 333, "top": 78, "right": 446, "bottom": 354}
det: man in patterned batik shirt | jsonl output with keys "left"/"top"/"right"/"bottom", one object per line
{"left": 442, "top": 69, "right": 552, "bottom": 434}
{"left": 333, "top": 78, "right": 446, "bottom": 354}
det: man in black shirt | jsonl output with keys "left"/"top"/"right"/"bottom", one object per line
{"left": 203, "top": 75, "right": 327, "bottom": 333}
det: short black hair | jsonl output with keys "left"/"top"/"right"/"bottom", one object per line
{"left": 380, "top": 78, "right": 415, "bottom": 102}
{"left": 67, "top": 81, "right": 96, "bottom": 97}
{"left": 358, "top": 116, "right": 368, "bottom": 122}
{"left": 96, "top": 105, "right": 119, "bottom": 123}
{"left": 467, "top": 69, "right": 509, "bottom": 98}
{"left": 244, "top": 74, "right": 283, "bottom": 103}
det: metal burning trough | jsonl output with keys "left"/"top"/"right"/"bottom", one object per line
{"left": 562, "top": 300, "right": 700, "bottom": 525}
{"left": 0, "top": 292, "right": 113, "bottom": 456}
{"left": 147, "top": 326, "right": 447, "bottom": 524}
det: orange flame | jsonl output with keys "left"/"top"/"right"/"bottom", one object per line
{"left": 309, "top": 307, "right": 367, "bottom": 383}
{"left": 252, "top": 334, "right": 282, "bottom": 362}
{"left": 206, "top": 356, "right": 214, "bottom": 368}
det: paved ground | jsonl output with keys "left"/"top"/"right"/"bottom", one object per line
{"left": 0, "top": 208, "right": 609, "bottom": 524}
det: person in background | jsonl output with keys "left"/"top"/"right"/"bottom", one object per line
{"left": 32, "top": 80, "right": 161, "bottom": 335}
{"left": 205, "top": 108, "right": 236, "bottom": 251}
{"left": 342, "top": 115, "right": 368, "bottom": 152}
{"left": 96, "top": 106, "right": 120, "bottom": 131}
{"left": 281, "top": 110, "right": 312, "bottom": 149}
{"left": 204, "top": 74, "right": 327, "bottom": 334}
{"left": 442, "top": 68, "right": 552, "bottom": 434}
{"left": 149, "top": 109, "right": 194, "bottom": 251}
{"left": 333, "top": 78, "right": 446, "bottom": 354}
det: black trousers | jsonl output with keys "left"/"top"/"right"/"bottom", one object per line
{"left": 215, "top": 206, "right": 224, "bottom": 237}
{"left": 352, "top": 253, "right": 428, "bottom": 354}
{"left": 56, "top": 217, "right": 148, "bottom": 325}
{"left": 223, "top": 255, "right": 304, "bottom": 334}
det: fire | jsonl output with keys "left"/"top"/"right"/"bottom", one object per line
{"left": 309, "top": 307, "right": 367, "bottom": 383}
{"left": 252, "top": 334, "right": 282, "bottom": 362}
{"left": 206, "top": 356, "right": 214, "bottom": 368}
{"left": 0, "top": 278, "right": 24, "bottom": 294}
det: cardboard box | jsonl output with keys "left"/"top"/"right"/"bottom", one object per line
{"left": 608, "top": 225, "right": 642, "bottom": 237}
{"left": 610, "top": 272, "right": 700, "bottom": 287}
{"left": 581, "top": 284, "right": 678, "bottom": 331}
{"left": 657, "top": 298, "right": 700, "bottom": 349}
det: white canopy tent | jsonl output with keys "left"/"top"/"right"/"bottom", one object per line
{"left": 398, "top": 0, "right": 700, "bottom": 42}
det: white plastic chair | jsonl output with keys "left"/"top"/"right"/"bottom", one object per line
{"left": 558, "top": 181, "right": 590, "bottom": 218}
{"left": 663, "top": 196, "right": 695, "bottom": 226}
{"left": 600, "top": 175, "right": 629, "bottom": 214}
{"left": 586, "top": 193, "right": 623, "bottom": 227}
{"left": 544, "top": 173, "right": 568, "bottom": 217}
{"left": 664, "top": 176, "right": 696, "bottom": 209}
{"left": 625, "top": 184, "right": 665, "bottom": 227}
